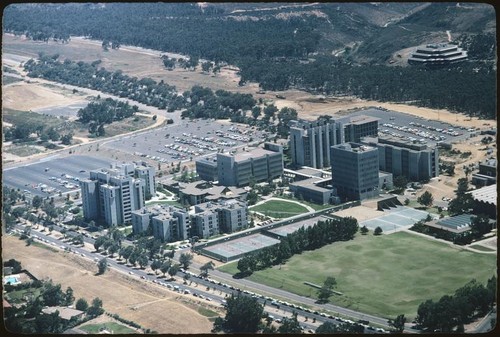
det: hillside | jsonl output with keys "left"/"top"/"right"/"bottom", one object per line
{"left": 2, "top": 3, "right": 497, "bottom": 119}
{"left": 3, "top": 3, "right": 495, "bottom": 65}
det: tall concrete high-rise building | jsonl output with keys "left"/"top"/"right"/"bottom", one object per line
{"left": 330, "top": 142, "right": 380, "bottom": 201}
{"left": 289, "top": 119, "right": 343, "bottom": 169}
{"left": 134, "top": 161, "right": 156, "bottom": 199}
{"left": 289, "top": 115, "right": 379, "bottom": 169}
{"left": 190, "top": 203, "right": 220, "bottom": 239}
{"left": 80, "top": 162, "right": 155, "bottom": 226}
{"left": 343, "top": 115, "right": 380, "bottom": 143}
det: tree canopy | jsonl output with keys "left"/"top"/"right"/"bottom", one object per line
{"left": 213, "top": 294, "right": 264, "bottom": 333}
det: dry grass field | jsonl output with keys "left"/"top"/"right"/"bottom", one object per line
{"left": 4, "top": 33, "right": 495, "bottom": 129}
{"left": 2, "top": 235, "right": 216, "bottom": 334}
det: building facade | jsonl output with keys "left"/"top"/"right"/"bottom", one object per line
{"left": 134, "top": 162, "right": 156, "bottom": 199}
{"left": 131, "top": 204, "right": 189, "bottom": 242}
{"left": 191, "top": 199, "right": 248, "bottom": 239}
{"left": 289, "top": 115, "right": 379, "bottom": 169}
{"left": 472, "top": 159, "right": 497, "bottom": 187}
{"left": 408, "top": 43, "right": 468, "bottom": 66}
{"left": 80, "top": 162, "right": 155, "bottom": 226}
{"left": 217, "top": 147, "right": 283, "bottom": 187}
{"left": 343, "top": 115, "right": 380, "bottom": 143}
{"left": 195, "top": 157, "right": 218, "bottom": 182}
{"left": 362, "top": 137, "right": 439, "bottom": 181}
{"left": 330, "top": 142, "right": 380, "bottom": 201}
{"left": 289, "top": 119, "right": 343, "bottom": 169}
{"left": 289, "top": 178, "right": 339, "bottom": 205}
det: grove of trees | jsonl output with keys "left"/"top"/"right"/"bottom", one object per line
{"left": 415, "top": 277, "right": 496, "bottom": 332}
{"left": 212, "top": 294, "right": 264, "bottom": 333}
{"left": 77, "top": 97, "right": 139, "bottom": 136}
{"left": 23, "top": 54, "right": 185, "bottom": 112}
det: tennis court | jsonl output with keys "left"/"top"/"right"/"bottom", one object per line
{"left": 360, "top": 206, "right": 431, "bottom": 233}
{"left": 203, "top": 233, "right": 280, "bottom": 260}
{"left": 266, "top": 216, "right": 328, "bottom": 237}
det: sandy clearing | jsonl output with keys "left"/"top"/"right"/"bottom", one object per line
{"left": 417, "top": 134, "right": 495, "bottom": 201}
{"left": 2, "top": 81, "right": 88, "bottom": 111}
{"left": 334, "top": 205, "right": 385, "bottom": 222}
{"left": 2, "top": 235, "right": 214, "bottom": 334}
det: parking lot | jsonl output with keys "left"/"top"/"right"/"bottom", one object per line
{"left": 2, "top": 155, "right": 111, "bottom": 197}
{"left": 345, "top": 107, "right": 476, "bottom": 147}
{"left": 33, "top": 102, "right": 89, "bottom": 118}
{"left": 103, "top": 119, "right": 269, "bottom": 164}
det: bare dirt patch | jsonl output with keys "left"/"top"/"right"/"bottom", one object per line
{"left": 417, "top": 134, "right": 494, "bottom": 201}
{"left": 333, "top": 205, "right": 385, "bottom": 222}
{"left": 2, "top": 235, "right": 214, "bottom": 334}
{"left": 2, "top": 81, "right": 88, "bottom": 111}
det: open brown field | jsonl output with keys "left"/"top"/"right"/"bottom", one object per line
{"left": 2, "top": 235, "right": 216, "bottom": 334}
{"left": 2, "top": 81, "right": 89, "bottom": 112}
{"left": 4, "top": 33, "right": 495, "bottom": 129}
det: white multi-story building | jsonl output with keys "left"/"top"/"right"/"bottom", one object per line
{"left": 190, "top": 199, "right": 248, "bottom": 239}
{"left": 289, "top": 115, "right": 379, "bottom": 169}
{"left": 80, "top": 162, "right": 155, "bottom": 226}
{"left": 131, "top": 204, "right": 190, "bottom": 242}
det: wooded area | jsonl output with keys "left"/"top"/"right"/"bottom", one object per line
{"left": 4, "top": 3, "right": 496, "bottom": 119}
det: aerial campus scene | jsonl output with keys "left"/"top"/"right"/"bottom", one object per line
{"left": 1, "top": 2, "right": 497, "bottom": 335}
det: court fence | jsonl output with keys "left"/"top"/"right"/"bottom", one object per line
{"left": 193, "top": 200, "right": 361, "bottom": 262}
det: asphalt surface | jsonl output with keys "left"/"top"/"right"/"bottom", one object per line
{"left": 345, "top": 107, "right": 475, "bottom": 147}
{"left": 102, "top": 119, "right": 269, "bottom": 163}
{"left": 34, "top": 102, "right": 89, "bottom": 117}
{"left": 3, "top": 155, "right": 111, "bottom": 197}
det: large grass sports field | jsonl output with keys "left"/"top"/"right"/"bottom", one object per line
{"left": 218, "top": 231, "right": 496, "bottom": 319}
{"left": 250, "top": 200, "right": 309, "bottom": 218}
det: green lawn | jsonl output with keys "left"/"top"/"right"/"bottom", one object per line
{"left": 275, "top": 195, "right": 333, "bottom": 211}
{"left": 6, "top": 288, "right": 42, "bottom": 304}
{"left": 218, "top": 231, "right": 496, "bottom": 319}
{"left": 250, "top": 200, "right": 309, "bottom": 218}
{"left": 79, "top": 322, "right": 136, "bottom": 334}
{"left": 198, "top": 307, "right": 219, "bottom": 317}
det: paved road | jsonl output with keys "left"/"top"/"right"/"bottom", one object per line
{"left": 472, "top": 307, "right": 496, "bottom": 333}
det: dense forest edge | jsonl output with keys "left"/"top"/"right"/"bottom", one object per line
{"left": 3, "top": 3, "right": 497, "bottom": 119}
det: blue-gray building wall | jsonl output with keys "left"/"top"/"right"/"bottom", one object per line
{"left": 196, "top": 158, "right": 218, "bottom": 182}
{"left": 330, "top": 143, "right": 380, "bottom": 201}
